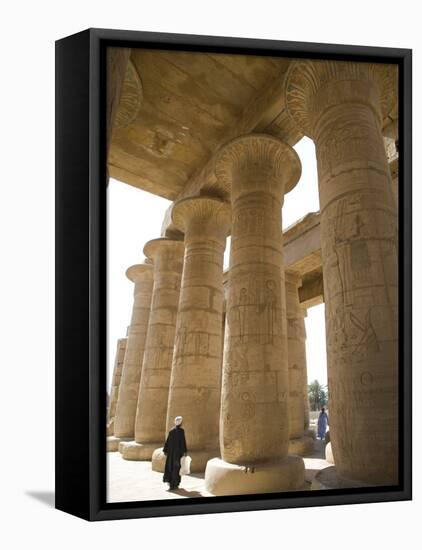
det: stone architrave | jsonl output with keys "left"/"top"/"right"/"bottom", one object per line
{"left": 112, "top": 263, "right": 153, "bottom": 444}
{"left": 204, "top": 134, "right": 305, "bottom": 496}
{"left": 120, "top": 238, "right": 185, "bottom": 460}
{"left": 107, "top": 338, "right": 127, "bottom": 436}
{"left": 152, "top": 197, "right": 231, "bottom": 473}
{"left": 285, "top": 270, "right": 314, "bottom": 456}
{"left": 286, "top": 60, "right": 398, "bottom": 485}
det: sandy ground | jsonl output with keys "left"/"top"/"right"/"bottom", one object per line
{"left": 107, "top": 434, "right": 331, "bottom": 503}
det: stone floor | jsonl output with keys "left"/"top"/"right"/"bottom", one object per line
{"left": 107, "top": 434, "right": 331, "bottom": 503}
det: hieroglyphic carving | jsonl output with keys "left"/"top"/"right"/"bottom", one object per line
{"left": 164, "top": 197, "right": 230, "bottom": 463}
{"left": 231, "top": 279, "right": 280, "bottom": 345}
{"left": 285, "top": 60, "right": 398, "bottom": 484}
{"left": 134, "top": 238, "right": 184, "bottom": 448}
{"left": 215, "top": 134, "right": 301, "bottom": 466}
{"left": 285, "top": 60, "right": 397, "bottom": 138}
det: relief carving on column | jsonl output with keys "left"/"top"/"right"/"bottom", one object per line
{"left": 285, "top": 60, "right": 399, "bottom": 485}
{"left": 214, "top": 133, "right": 301, "bottom": 199}
{"left": 284, "top": 60, "right": 397, "bottom": 139}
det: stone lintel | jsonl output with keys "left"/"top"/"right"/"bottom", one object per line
{"left": 299, "top": 269, "right": 324, "bottom": 309}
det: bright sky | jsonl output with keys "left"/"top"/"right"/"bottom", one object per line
{"left": 107, "top": 136, "right": 327, "bottom": 390}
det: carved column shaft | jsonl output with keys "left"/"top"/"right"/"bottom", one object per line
{"left": 122, "top": 238, "right": 184, "bottom": 460}
{"left": 216, "top": 135, "right": 301, "bottom": 464}
{"left": 285, "top": 271, "right": 307, "bottom": 439}
{"left": 204, "top": 135, "right": 304, "bottom": 496}
{"left": 303, "top": 318, "right": 311, "bottom": 431}
{"left": 159, "top": 197, "right": 231, "bottom": 471}
{"left": 286, "top": 61, "right": 398, "bottom": 484}
{"left": 113, "top": 264, "right": 153, "bottom": 438}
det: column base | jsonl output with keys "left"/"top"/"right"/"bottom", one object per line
{"left": 288, "top": 436, "right": 315, "bottom": 456}
{"left": 311, "top": 466, "right": 370, "bottom": 490}
{"left": 304, "top": 428, "right": 315, "bottom": 440}
{"left": 152, "top": 447, "right": 220, "bottom": 473}
{"left": 106, "top": 421, "right": 114, "bottom": 436}
{"left": 204, "top": 456, "right": 305, "bottom": 496}
{"left": 325, "top": 442, "right": 334, "bottom": 464}
{"left": 106, "top": 436, "right": 131, "bottom": 452}
{"left": 119, "top": 441, "right": 160, "bottom": 461}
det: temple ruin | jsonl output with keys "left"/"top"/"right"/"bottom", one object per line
{"left": 106, "top": 47, "right": 398, "bottom": 495}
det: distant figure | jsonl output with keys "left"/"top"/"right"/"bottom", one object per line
{"left": 317, "top": 407, "right": 329, "bottom": 440}
{"left": 163, "top": 416, "right": 187, "bottom": 490}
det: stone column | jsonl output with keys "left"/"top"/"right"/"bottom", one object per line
{"left": 286, "top": 60, "right": 398, "bottom": 486}
{"left": 152, "top": 197, "right": 231, "bottom": 473}
{"left": 204, "top": 134, "right": 304, "bottom": 496}
{"left": 112, "top": 263, "right": 153, "bottom": 447}
{"left": 303, "top": 323, "right": 312, "bottom": 437}
{"left": 107, "top": 338, "right": 127, "bottom": 436}
{"left": 120, "top": 238, "right": 185, "bottom": 460}
{"left": 285, "top": 270, "right": 314, "bottom": 456}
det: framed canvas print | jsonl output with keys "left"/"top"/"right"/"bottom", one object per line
{"left": 55, "top": 28, "right": 412, "bottom": 521}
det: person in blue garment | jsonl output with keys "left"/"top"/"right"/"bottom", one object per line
{"left": 317, "top": 407, "right": 329, "bottom": 440}
{"left": 163, "top": 416, "right": 187, "bottom": 490}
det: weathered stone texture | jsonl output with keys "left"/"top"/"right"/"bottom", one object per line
{"left": 123, "top": 238, "right": 184, "bottom": 460}
{"left": 286, "top": 60, "right": 398, "bottom": 485}
{"left": 113, "top": 264, "right": 153, "bottom": 438}
{"left": 162, "top": 196, "right": 230, "bottom": 472}
{"left": 204, "top": 134, "right": 305, "bottom": 494}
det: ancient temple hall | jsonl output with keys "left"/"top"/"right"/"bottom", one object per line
{"left": 105, "top": 48, "right": 398, "bottom": 499}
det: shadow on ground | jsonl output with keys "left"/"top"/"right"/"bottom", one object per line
{"left": 25, "top": 491, "right": 55, "bottom": 508}
{"left": 169, "top": 487, "right": 204, "bottom": 498}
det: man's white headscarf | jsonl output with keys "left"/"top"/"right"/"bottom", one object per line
{"left": 174, "top": 416, "right": 183, "bottom": 426}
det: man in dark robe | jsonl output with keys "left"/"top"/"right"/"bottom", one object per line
{"left": 163, "top": 416, "right": 187, "bottom": 490}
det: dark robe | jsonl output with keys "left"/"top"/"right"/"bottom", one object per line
{"left": 163, "top": 426, "right": 187, "bottom": 488}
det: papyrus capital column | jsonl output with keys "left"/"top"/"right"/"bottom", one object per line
{"left": 152, "top": 196, "right": 231, "bottom": 472}
{"left": 205, "top": 134, "right": 305, "bottom": 495}
{"left": 113, "top": 263, "right": 153, "bottom": 440}
{"left": 120, "top": 237, "right": 185, "bottom": 460}
{"left": 286, "top": 61, "right": 398, "bottom": 485}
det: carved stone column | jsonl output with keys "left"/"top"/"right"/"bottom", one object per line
{"left": 107, "top": 338, "right": 127, "bottom": 436}
{"left": 112, "top": 264, "right": 153, "bottom": 447}
{"left": 286, "top": 60, "right": 398, "bottom": 486}
{"left": 204, "top": 134, "right": 305, "bottom": 495}
{"left": 285, "top": 270, "right": 314, "bottom": 456}
{"left": 303, "top": 320, "right": 312, "bottom": 437}
{"left": 152, "top": 197, "right": 231, "bottom": 473}
{"left": 120, "top": 238, "right": 184, "bottom": 460}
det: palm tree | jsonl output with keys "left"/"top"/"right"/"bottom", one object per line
{"left": 308, "top": 379, "right": 328, "bottom": 411}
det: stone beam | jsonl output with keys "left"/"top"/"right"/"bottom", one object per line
{"left": 161, "top": 66, "right": 304, "bottom": 236}
{"left": 283, "top": 212, "right": 321, "bottom": 273}
{"left": 299, "top": 268, "right": 324, "bottom": 309}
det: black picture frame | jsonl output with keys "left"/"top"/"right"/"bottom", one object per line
{"left": 55, "top": 28, "right": 412, "bottom": 521}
